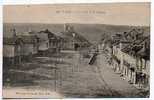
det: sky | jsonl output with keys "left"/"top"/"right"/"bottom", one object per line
{"left": 3, "top": 3, "right": 150, "bottom": 26}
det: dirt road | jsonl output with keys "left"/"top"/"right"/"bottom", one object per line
{"left": 3, "top": 51, "right": 144, "bottom": 98}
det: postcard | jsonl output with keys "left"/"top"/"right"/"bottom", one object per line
{"left": 3, "top": 2, "right": 150, "bottom": 98}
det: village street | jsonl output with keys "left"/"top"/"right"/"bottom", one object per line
{"left": 3, "top": 4, "right": 150, "bottom": 98}
{"left": 3, "top": 50, "right": 144, "bottom": 98}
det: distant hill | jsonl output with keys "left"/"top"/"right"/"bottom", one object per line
{"left": 3, "top": 23, "right": 64, "bottom": 37}
{"left": 3, "top": 23, "right": 150, "bottom": 44}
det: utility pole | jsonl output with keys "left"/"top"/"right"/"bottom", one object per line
{"left": 72, "top": 33, "right": 75, "bottom": 72}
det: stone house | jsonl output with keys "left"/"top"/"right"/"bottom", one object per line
{"left": 20, "top": 34, "right": 39, "bottom": 61}
{"left": 3, "top": 29, "right": 40, "bottom": 66}
{"left": 3, "top": 37, "right": 24, "bottom": 67}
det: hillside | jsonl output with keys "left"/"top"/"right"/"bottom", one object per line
{"left": 3, "top": 23, "right": 150, "bottom": 44}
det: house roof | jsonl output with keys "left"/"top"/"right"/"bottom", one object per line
{"left": 133, "top": 36, "right": 150, "bottom": 45}
{"left": 14, "top": 31, "right": 39, "bottom": 44}
{"left": 39, "top": 29, "right": 57, "bottom": 38}
{"left": 137, "top": 47, "right": 150, "bottom": 60}
{"left": 125, "top": 28, "right": 143, "bottom": 37}
{"left": 60, "top": 31, "right": 91, "bottom": 46}
{"left": 121, "top": 35, "right": 150, "bottom": 59}
{"left": 20, "top": 35, "right": 37, "bottom": 44}
{"left": 3, "top": 37, "right": 23, "bottom": 45}
{"left": 36, "top": 33, "right": 48, "bottom": 41}
{"left": 121, "top": 28, "right": 144, "bottom": 42}
{"left": 3, "top": 37, "right": 16, "bottom": 45}
{"left": 111, "top": 29, "right": 143, "bottom": 46}
{"left": 136, "top": 36, "right": 150, "bottom": 60}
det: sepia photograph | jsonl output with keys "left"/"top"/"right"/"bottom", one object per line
{"left": 3, "top": 3, "right": 150, "bottom": 98}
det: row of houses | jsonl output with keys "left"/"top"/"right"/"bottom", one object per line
{"left": 98, "top": 28, "right": 150, "bottom": 90}
{"left": 3, "top": 29, "right": 63, "bottom": 68}
{"left": 3, "top": 25, "right": 91, "bottom": 68}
